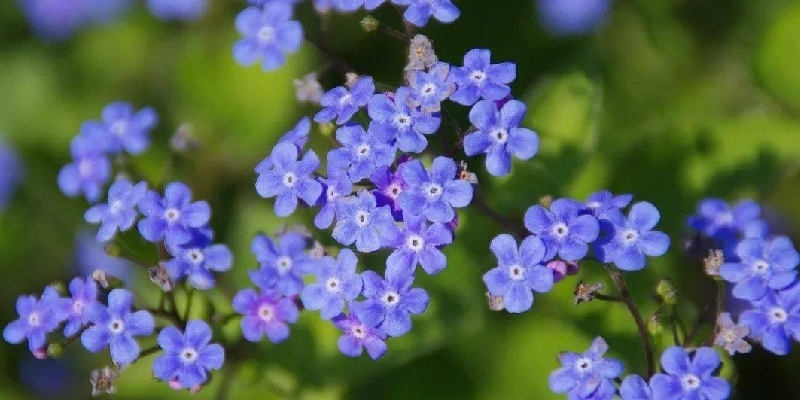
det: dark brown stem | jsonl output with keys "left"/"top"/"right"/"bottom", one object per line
{"left": 702, "top": 280, "right": 726, "bottom": 346}
{"left": 603, "top": 265, "right": 655, "bottom": 378}
{"left": 139, "top": 346, "right": 161, "bottom": 359}
{"left": 471, "top": 195, "right": 528, "bottom": 238}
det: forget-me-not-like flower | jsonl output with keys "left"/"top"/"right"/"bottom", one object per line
{"left": 548, "top": 337, "right": 624, "bottom": 400}
{"left": 301, "top": 249, "right": 363, "bottom": 319}
{"left": 399, "top": 0, "right": 460, "bottom": 27}
{"left": 465, "top": 99, "right": 539, "bottom": 176}
{"left": 448, "top": 49, "right": 516, "bottom": 106}
{"left": 594, "top": 201, "right": 671, "bottom": 271}
{"left": 407, "top": 62, "right": 456, "bottom": 113}
{"left": 254, "top": 117, "right": 312, "bottom": 173}
{"left": 332, "top": 307, "right": 388, "bottom": 360}
{"left": 138, "top": 182, "right": 211, "bottom": 248}
{"left": 384, "top": 213, "right": 453, "bottom": 277}
{"left": 232, "top": 289, "right": 299, "bottom": 343}
{"left": 688, "top": 198, "right": 765, "bottom": 242}
{"left": 649, "top": 346, "right": 730, "bottom": 400}
{"left": 739, "top": 284, "right": 800, "bottom": 356}
{"left": 153, "top": 320, "right": 224, "bottom": 390}
{"left": 58, "top": 132, "right": 111, "bottom": 202}
{"left": 524, "top": 198, "right": 600, "bottom": 261}
{"left": 370, "top": 165, "right": 408, "bottom": 221}
{"left": 233, "top": 3, "right": 303, "bottom": 71}
{"left": 367, "top": 87, "right": 440, "bottom": 153}
{"left": 63, "top": 277, "right": 99, "bottom": 337}
{"left": 328, "top": 124, "right": 396, "bottom": 182}
{"left": 333, "top": 191, "right": 396, "bottom": 252}
{"left": 3, "top": 286, "right": 69, "bottom": 353}
{"left": 396, "top": 156, "right": 473, "bottom": 223}
{"left": 315, "top": 167, "right": 353, "bottom": 229}
{"left": 84, "top": 179, "right": 148, "bottom": 242}
{"left": 719, "top": 236, "right": 799, "bottom": 301}
{"left": 250, "top": 232, "right": 314, "bottom": 296}
{"left": 315, "top": 77, "right": 375, "bottom": 125}
{"left": 482, "top": 234, "right": 554, "bottom": 313}
{"left": 255, "top": 142, "right": 322, "bottom": 217}
{"left": 81, "top": 289, "right": 154, "bottom": 366}
{"left": 164, "top": 229, "right": 233, "bottom": 290}
{"left": 355, "top": 271, "right": 429, "bottom": 337}
{"left": 81, "top": 102, "right": 158, "bottom": 155}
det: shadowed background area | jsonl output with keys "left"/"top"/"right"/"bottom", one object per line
{"left": 1, "top": 0, "right": 800, "bottom": 399}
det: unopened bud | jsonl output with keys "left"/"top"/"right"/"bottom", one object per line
{"left": 345, "top": 72, "right": 359, "bottom": 88}
{"left": 90, "top": 366, "right": 119, "bottom": 397}
{"left": 103, "top": 242, "right": 121, "bottom": 258}
{"left": 485, "top": 292, "right": 504, "bottom": 311}
{"left": 47, "top": 343, "right": 63, "bottom": 358}
{"left": 149, "top": 264, "right": 174, "bottom": 292}
{"left": 656, "top": 278, "right": 677, "bottom": 305}
{"left": 574, "top": 281, "right": 603, "bottom": 304}
{"left": 539, "top": 195, "right": 554, "bottom": 208}
{"left": 170, "top": 124, "right": 201, "bottom": 153}
{"left": 457, "top": 161, "right": 479, "bottom": 185}
{"left": 319, "top": 122, "right": 335, "bottom": 137}
{"left": 546, "top": 260, "right": 580, "bottom": 283}
{"left": 360, "top": 16, "right": 379, "bottom": 32}
{"left": 405, "top": 34, "right": 437, "bottom": 72}
{"left": 647, "top": 314, "right": 663, "bottom": 335}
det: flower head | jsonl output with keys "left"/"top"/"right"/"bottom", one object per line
{"left": 688, "top": 199, "right": 765, "bottom": 243}
{"left": 483, "top": 234, "right": 554, "bottom": 313}
{"left": 63, "top": 277, "right": 99, "bottom": 337}
{"left": 164, "top": 229, "right": 233, "bottom": 290}
{"left": 448, "top": 49, "right": 516, "bottom": 106}
{"left": 147, "top": 0, "right": 208, "bottom": 21}
{"left": 232, "top": 289, "right": 299, "bottom": 343}
{"left": 401, "top": 0, "right": 460, "bottom": 27}
{"left": 85, "top": 179, "right": 148, "bottom": 242}
{"left": 384, "top": 213, "right": 453, "bottom": 277}
{"left": 524, "top": 198, "right": 600, "bottom": 261}
{"left": 153, "top": 320, "right": 224, "bottom": 390}
{"left": 137, "top": 182, "right": 211, "bottom": 248}
{"left": 367, "top": 88, "right": 441, "bottom": 153}
{"left": 3, "top": 286, "right": 69, "bottom": 353}
{"left": 370, "top": 165, "right": 408, "bottom": 221}
{"left": 255, "top": 118, "right": 312, "bottom": 173}
{"left": 739, "top": 284, "right": 800, "bottom": 355}
{"left": 233, "top": 4, "right": 303, "bottom": 71}
{"left": 405, "top": 34, "right": 437, "bottom": 71}
{"left": 548, "top": 337, "right": 624, "bottom": 399}
{"left": 255, "top": 142, "right": 322, "bottom": 217}
{"left": 407, "top": 62, "right": 455, "bottom": 113}
{"left": 396, "top": 157, "right": 473, "bottom": 223}
{"left": 650, "top": 346, "right": 730, "bottom": 400}
{"left": 719, "top": 236, "right": 799, "bottom": 301}
{"left": 82, "top": 102, "right": 158, "bottom": 155}
{"left": 301, "top": 249, "right": 363, "bottom": 319}
{"left": 354, "top": 271, "right": 429, "bottom": 337}
{"left": 594, "top": 201, "right": 671, "bottom": 271}
{"left": 328, "top": 124, "right": 396, "bottom": 182}
{"left": 315, "top": 167, "right": 353, "bottom": 229}
{"left": 81, "top": 289, "right": 154, "bottom": 366}
{"left": 332, "top": 308, "right": 388, "bottom": 360}
{"left": 315, "top": 77, "right": 375, "bottom": 125}
{"left": 251, "top": 232, "right": 314, "bottom": 296}
{"left": 713, "top": 312, "right": 751, "bottom": 356}
{"left": 58, "top": 132, "right": 111, "bottom": 201}
{"left": 332, "top": 191, "right": 396, "bottom": 253}
{"left": 465, "top": 99, "right": 539, "bottom": 176}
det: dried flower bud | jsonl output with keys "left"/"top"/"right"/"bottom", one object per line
{"left": 647, "top": 313, "right": 663, "bottom": 335}
{"left": 714, "top": 312, "right": 752, "bottom": 356}
{"left": 360, "top": 16, "right": 379, "bottom": 32}
{"left": 574, "top": 282, "right": 603, "bottom": 304}
{"left": 345, "top": 72, "right": 359, "bottom": 88}
{"left": 293, "top": 73, "right": 324, "bottom": 104}
{"left": 92, "top": 270, "right": 123, "bottom": 290}
{"left": 309, "top": 241, "right": 328, "bottom": 259}
{"left": 704, "top": 249, "right": 724, "bottom": 277}
{"left": 46, "top": 343, "right": 63, "bottom": 358}
{"left": 318, "top": 121, "right": 335, "bottom": 137}
{"left": 170, "top": 124, "right": 201, "bottom": 153}
{"left": 486, "top": 292, "right": 505, "bottom": 311}
{"left": 457, "top": 161, "right": 479, "bottom": 185}
{"left": 405, "top": 34, "right": 437, "bottom": 72}
{"left": 90, "top": 366, "right": 119, "bottom": 397}
{"left": 148, "top": 264, "right": 174, "bottom": 292}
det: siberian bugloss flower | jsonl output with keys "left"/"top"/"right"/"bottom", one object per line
{"left": 548, "top": 337, "right": 623, "bottom": 400}
{"left": 713, "top": 312, "right": 751, "bottom": 356}
{"left": 688, "top": 198, "right": 765, "bottom": 242}
{"left": 370, "top": 165, "right": 408, "bottom": 221}
{"left": 595, "top": 201, "right": 671, "bottom": 271}
{"left": 82, "top": 102, "right": 157, "bottom": 155}
{"left": 315, "top": 168, "right": 353, "bottom": 229}
{"left": 255, "top": 142, "right": 322, "bottom": 217}
{"left": 483, "top": 234, "right": 554, "bottom": 313}
{"left": 84, "top": 179, "right": 148, "bottom": 242}
{"left": 650, "top": 346, "right": 730, "bottom": 400}
{"left": 147, "top": 0, "right": 208, "bottom": 21}
{"left": 153, "top": 320, "right": 224, "bottom": 390}
{"left": 582, "top": 190, "right": 633, "bottom": 219}
{"left": 233, "top": 3, "right": 303, "bottom": 71}
{"left": 63, "top": 277, "right": 99, "bottom": 337}
{"left": 739, "top": 284, "right": 800, "bottom": 356}
{"left": 367, "top": 87, "right": 440, "bottom": 153}
{"left": 465, "top": 99, "right": 539, "bottom": 176}
{"left": 384, "top": 213, "right": 453, "bottom": 277}
{"left": 251, "top": 232, "right": 314, "bottom": 296}
{"left": 399, "top": 0, "right": 460, "bottom": 27}
{"left": 81, "top": 289, "right": 155, "bottom": 366}
{"left": 448, "top": 49, "right": 516, "bottom": 106}
{"left": 333, "top": 191, "right": 396, "bottom": 252}
{"left": 332, "top": 306, "right": 388, "bottom": 360}
{"left": 138, "top": 182, "right": 211, "bottom": 248}
{"left": 315, "top": 77, "right": 375, "bottom": 125}
{"left": 356, "top": 271, "right": 430, "bottom": 337}
{"left": 164, "top": 229, "right": 233, "bottom": 290}
{"left": 58, "top": 132, "right": 111, "bottom": 202}
{"left": 524, "top": 198, "right": 600, "bottom": 261}
{"left": 301, "top": 249, "right": 363, "bottom": 319}
{"left": 397, "top": 157, "right": 473, "bottom": 223}
{"left": 620, "top": 375, "right": 653, "bottom": 400}
{"left": 407, "top": 62, "right": 455, "bottom": 113}
{"left": 3, "top": 286, "right": 69, "bottom": 353}
{"left": 328, "top": 124, "right": 396, "bottom": 182}
{"left": 232, "top": 289, "right": 299, "bottom": 343}
{"left": 719, "top": 236, "right": 799, "bottom": 301}
{"left": 255, "top": 117, "right": 312, "bottom": 172}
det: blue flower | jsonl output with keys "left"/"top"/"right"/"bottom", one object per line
{"left": 250, "top": 232, "right": 314, "bottom": 296}
{"left": 232, "top": 289, "right": 299, "bottom": 343}
{"left": 384, "top": 213, "right": 453, "bottom": 277}
{"left": 370, "top": 165, "right": 408, "bottom": 221}
{"left": 81, "top": 102, "right": 158, "bottom": 155}
{"left": 3, "top": 286, "right": 69, "bottom": 353}
{"left": 399, "top": 0, "right": 460, "bottom": 27}
{"left": 0, "top": 138, "right": 23, "bottom": 211}
{"left": 301, "top": 249, "right": 363, "bottom": 319}
{"left": 582, "top": 190, "right": 633, "bottom": 219}
{"left": 254, "top": 117, "right": 312, "bottom": 173}
{"left": 548, "top": 337, "right": 624, "bottom": 400}
{"left": 84, "top": 179, "right": 148, "bottom": 242}
{"left": 482, "top": 234, "right": 554, "bottom": 313}
{"left": 328, "top": 124, "right": 396, "bottom": 182}
{"left": 255, "top": 142, "right": 322, "bottom": 217}
{"left": 233, "top": 3, "right": 303, "bottom": 71}
{"left": 332, "top": 308, "right": 388, "bottom": 360}
{"left": 407, "top": 62, "right": 456, "bottom": 113}
{"left": 314, "top": 167, "right": 353, "bottom": 229}
{"left": 465, "top": 99, "right": 539, "bottom": 176}
{"left": 18, "top": 0, "right": 130, "bottom": 41}
{"left": 81, "top": 289, "right": 154, "bottom": 366}
{"left": 448, "top": 49, "right": 516, "bottom": 106}
{"left": 164, "top": 229, "right": 233, "bottom": 290}
{"left": 620, "top": 375, "right": 653, "bottom": 400}
{"left": 147, "top": 0, "right": 208, "bottom": 21}
{"left": 355, "top": 271, "right": 429, "bottom": 337}
{"left": 397, "top": 156, "right": 473, "bottom": 223}
{"left": 739, "top": 284, "right": 800, "bottom": 355}
{"left": 649, "top": 346, "right": 730, "bottom": 400}
{"left": 537, "top": 0, "right": 612, "bottom": 37}
{"left": 315, "top": 77, "right": 375, "bottom": 124}
{"left": 63, "top": 277, "right": 98, "bottom": 337}
{"left": 138, "top": 182, "right": 211, "bottom": 248}
{"left": 58, "top": 132, "right": 111, "bottom": 202}
{"left": 719, "top": 236, "right": 799, "bottom": 301}
{"left": 688, "top": 198, "right": 765, "bottom": 242}
{"left": 153, "top": 320, "right": 224, "bottom": 390}
{"left": 367, "top": 87, "right": 441, "bottom": 153}
{"left": 713, "top": 312, "right": 751, "bottom": 356}
{"left": 332, "top": 191, "right": 396, "bottom": 252}
{"left": 594, "top": 201, "right": 671, "bottom": 271}
{"left": 524, "top": 198, "right": 600, "bottom": 261}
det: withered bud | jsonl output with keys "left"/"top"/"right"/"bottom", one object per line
{"left": 485, "top": 292, "right": 505, "bottom": 311}
{"left": 704, "top": 249, "right": 724, "bottom": 277}
{"left": 457, "top": 161, "right": 479, "bottom": 185}
{"left": 90, "top": 366, "right": 120, "bottom": 397}
{"left": 574, "top": 282, "right": 603, "bottom": 304}
{"left": 148, "top": 264, "right": 174, "bottom": 292}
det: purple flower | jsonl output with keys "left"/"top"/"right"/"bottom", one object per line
{"left": 448, "top": 49, "right": 516, "bottom": 106}
{"left": 739, "top": 284, "right": 800, "bottom": 355}
{"left": 84, "top": 179, "right": 148, "bottom": 242}
{"left": 548, "top": 337, "right": 623, "bottom": 399}
{"left": 370, "top": 165, "right": 407, "bottom": 221}
{"left": 250, "top": 232, "right": 314, "bottom": 296}
{"left": 719, "top": 236, "right": 799, "bottom": 301}
{"left": 254, "top": 117, "right": 312, "bottom": 173}
{"left": 232, "top": 289, "right": 298, "bottom": 343}
{"left": 255, "top": 142, "right": 322, "bottom": 217}
{"left": 81, "top": 102, "right": 158, "bottom": 155}
{"left": 233, "top": 3, "right": 303, "bottom": 71}
{"left": 332, "top": 308, "right": 388, "bottom": 360}
{"left": 315, "top": 77, "right": 375, "bottom": 124}
{"left": 147, "top": 0, "right": 208, "bottom": 21}
{"left": 314, "top": 167, "right": 353, "bottom": 229}
{"left": 465, "top": 99, "right": 539, "bottom": 176}
{"left": 164, "top": 229, "right": 233, "bottom": 290}
{"left": 57, "top": 132, "right": 111, "bottom": 202}
{"left": 3, "top": 286, "right": 69, "bottom": 353}
{"left": 649, "top": 346, "right": 730, "bottom": 400}
{"left": 355, "top": 271, "right": 429, "bottom": 337}
{"left": 300, "top": 249, "right": 363, "bottom": 319}
{"left": 396, "top": 157, "right": 473, "bottom": 223}
{"left": 137, "top": 182, "right": 211, "bottom": 248}
{"left": 81, "top": 289, "right": 154, "bottom": 366}
{"left": 537, "top": 0, "right": 612, "bottom": 37}
{"left": 153, "top": 320, "right": 224, "bottom": 389}
{"left": 482, "top": 234, "right": 554, "bottom": 313}
{"left": 620, "top": 375, "right": 653, "bottom": 400}
{"left": 0, "top": 138, "right": 23, "bottom": 211}
{"left": 688, "top": 198, "right": 765, "bottom": 242}
{"left": 524, "top": 198, "right": 600, "bottom": 261}
{"left": 399, "top": 0, "right": 460, "bottom": 27}
{"left": 407, "top": 62, "right": 456, "bottom": 113}
{"left": 332, "top": 191, "right": 396, "bottom": 253}
{"left": 63, "top": 277, "right": 98, "bottom": 337}
{"left": 582, "top": 191, "right": 633, "bottom": 219}
{"left": 384, "top": 213, "right": 452, "bottom": 277}
{"left": 328, "top": 124, "right": 396, "bottom": 182}
{"left": 594, "top": 201, "right": 671, "bottom": 271}
{"left": 367, "top": 87, "right": 441, "bottom": 153}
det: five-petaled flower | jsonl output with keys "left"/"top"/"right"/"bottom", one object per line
{"left": 81, "top": 289, "right": 155, "bottom": 366}
{"left": 153, "top": 320, "right": 225, "bottom": 390}
{"left": 448, "top": 49, "right": 516, "bottom": 106}
{"left": 594, "top": 201, "right": 671, "bottom": 271}
{"left": 483, "top": 234, "right": 554, "bottom": 313}
{"left": 255, "top": 142, "right": 322, "bottom": 217}
{"left": 384, "top": 213, "right": 453, "bottom": 277}
{"left": 465, "top": 99, "right": 539, "bottom": 176}
{"left": 81, "top": 102, "right": 158, "bottom": 155}
{"left": 301, "top": 248, "right": 363, "bottom": 319}
{"left": 396, "top": 156, "right": 473, "bottom": 223}
{"left": 232, "top": 289, "right": 299, "bottom": 343}
{"left": 524, "top": 198, "right": 600, "bottom": 261}
{"left": 138, "top": 182, "right": 211, "bottom": 248}
{"left": 3, "top": 286, "right": 69, "bottom": 353}
{"left": 649, "top": 346, "right": 730, "bottom": 400}
{"left": 368, "top": 87, "right": 441, "bottom": 153}
{"left": 548, "top": 337, "right": 624, "bottom": 400}
{"left": 332, "top": 191, "right": 396, "bottom": 253}
{"left": 250, "top": 232, "right": 315, "bottom": 296}
{"left": 63, "top": 277, "right": 99, "bottom": 337}
{"left": 355, "top": 271, "right": 430, "bottom": 337}
{"left": 332, "top": 307, "right": 388, "bottom": 360}
{"left": 719, "top": 236, "right": 799, "bottom": 301}
{"left": 327, "top": 124, "right": 396, "bottom": 182}
{"left": 315, "top": 77, "right": 376, "bottom": 125}
{"left": 85, "top": 179, "right": 148, "bottom": 242}
{"left": 233, "top": 3, "right": 303, "bottom": 71}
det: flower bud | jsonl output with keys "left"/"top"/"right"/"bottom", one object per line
{"left": 170, "top": 124, "right": 201, "bottom": 153}
{"left": 485, "top": 292, "right": 505, "bottom": 311}
{"left": 360, "top": 16, "right": 379, "bottom": 32}
{"left": 539, "top": 195, "right": 554, "bottom": 208}
{"left": 655, "top": 278, "right": 677, "bottom": 305}
{"left": 46, "top": 343, "right": 63, "bottom": 358}
{"left": 647, "top": 314, "right": 663, "bottom": 335}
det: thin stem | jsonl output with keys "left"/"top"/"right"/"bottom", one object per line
{"left": 603, "top": 265, "right": 655, "bottom": 378}
{"left": 670, "top": 313, "right": 681, "bottom": 346}
{"left": 213, "top": 364, "right": 237, "bottom": 400}
{"left": 183, "top": 287, "right": 195, "bottom": 322}
{"left": 471, "top": 195, "right": 528, "bottom": 238}
{"left": 139, "top": 346, "right": 161, "bottom": 359}
{"left": 702, "top": 280, "right": 726, "bottom": 346}
{"left": 594, "top": 293, "right": 623, "bottom": 302}
{"left": 146, "top": 308, "right": 184, "bottom": 328}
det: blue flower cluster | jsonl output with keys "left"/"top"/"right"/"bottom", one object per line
{"left": 549, "top": 337, "right": 730, "bottom": 400}
{"left": 688, "top": 198, "right": 800, "bottom": 356}
{"left": 484, "top": 192, "right": 670, "bottom": 313}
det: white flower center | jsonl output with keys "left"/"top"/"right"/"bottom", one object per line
{"left": 339, "top": 93, "right": 352, "bottom": 105}
{"left": 72, "top": 300, "right": 86, "bottom": 314}
{"left": 586, "top": 201, "right": 601, "bottom": 210}
{"left": 110, "top": 120, "right": 128, "bottom": 137}
{"left": 575, "top": 357, "right": 593, "bottom": 373}
{"left": 187, "top": 248, "right": 204, "bottom": 264}
{"left": 769, "top": 307, "right": 788, "bottom": 324}
{"left": 382, "top": 291, "right": 400, "bottom": 306}
{"left": 257, "top": 26, "right": 275, "bottom": 43}
{"left": 752, "top": 260, "right": 770, "bottom": 274}
{"left": 552, "top": 223, "right": 569, "bottom": 239}
{"left": 276, "top": 256, "right": 292, "bottom": 274}
{"left": 27, "top": 312, "right": 41, "bottom": 327}
{"left": 326, "top": 277, "right": 342, "bottom": 293}
{"left": 393, "top": 113, "right": 412, "bottom": 129}
{"left": 258, "top": 304, "right": 274, "bottom": 322}
{"left": 326, "top": 186, "right": 339, "bottom": 201}
{"left": 681, "top": 373, "right": 701, "bottom": 391}
{"left": 621, "top": 229, "right": 639, "bottom": 244}
{"left": 421, "top": 83, "right": 436, "bottom": 95}
{"left": 470, "top": 70, "right": 487, "bottom": 83}
{"left": 78, "top": 159, "right": 94, "bottom": 177}
{"left": 351, "top": 324, "right": 367, "bottom": 339}
{"left": 164, "top": 208, "right": 181, "bottom": 223}
{"left": 425, "top": 183, "right": 442, "bottom": 200}
{"left": 716, "top": 212, "right": 733, "bottom": 226}
{"left": 180, "top": 347, "right": 199, "bottom": 363}
{"left": 406, "top": 235, "right": 425, "bottom": 252}
{"left": 722, "top": 328, "right": 737, "bottom": 342}
{"left": 387, "top": 184, "right": 402, "bottom": 199}
{"left": 355, "top": 211, "right": 370, "bottom": 227}
{"left": 508, "top": 264, "right": 525, "bottom": 281}
{"left": 108, "top": 319, "right": 125, "bottom": 334}
{"left": 356, "top": 144, "right": 371, "bottom": 158}
{"left": 490, "top": 128, "right": 508, "bottom": 144}
{"left": 110, "top": 200, "right": 124, "bottom": 213}
{"left": 283, "top": 172, "right": 297, "bottom": 187}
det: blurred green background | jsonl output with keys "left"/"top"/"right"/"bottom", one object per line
{"left": 2, "top": 0, "right": 800, "bottom": 399}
